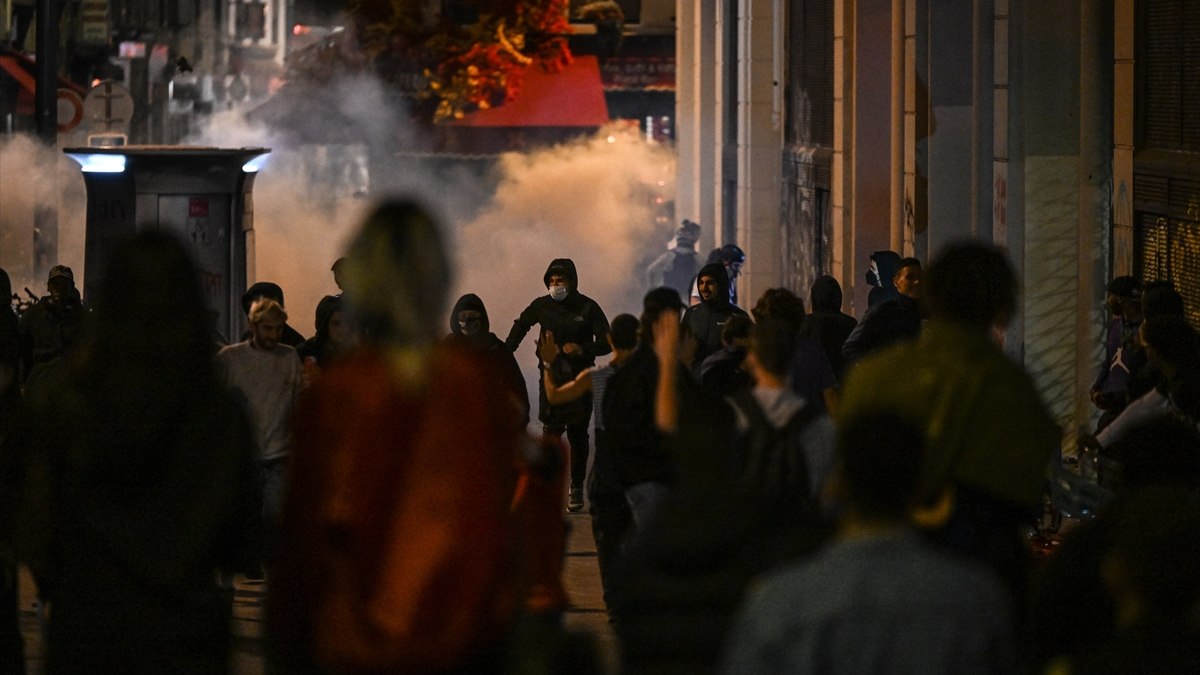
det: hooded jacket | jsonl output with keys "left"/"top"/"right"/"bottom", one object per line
{"left": 681, "top": 262, "right": 749, "bottom": 368}
{"left": 447, "top": 293, "right": 530, "bottom": 428}
{"left": 866, "top": 251, "right": 902, "bottom": 309}
{"left": 505, "top": 259, "right": 611, "bottom": 369}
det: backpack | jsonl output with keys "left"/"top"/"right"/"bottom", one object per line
{"left": 728, "top": 390, "right": 820, "bottom": 508}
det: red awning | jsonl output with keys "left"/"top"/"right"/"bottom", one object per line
{"left": 449, "top": 55, "right": 609, "bottom": 128}
{"left": 0, "top": 52, "right": 88, "bottom": 116}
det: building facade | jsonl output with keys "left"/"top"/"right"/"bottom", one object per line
{"left": 677, "top": 0, "right": 1194, "bottom": 449}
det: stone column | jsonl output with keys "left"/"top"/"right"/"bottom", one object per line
{"left": 847, "top": 0, "right": 898, "bottom": 315}
{"left": 675, "top": 0, "right": 720, "bottom": 253}
{"left": 736, "top": 0, "right": 784, "bottom": 304}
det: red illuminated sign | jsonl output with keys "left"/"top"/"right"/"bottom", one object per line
{"left": 189, "top": 197, "right": 209, "bottom": 217}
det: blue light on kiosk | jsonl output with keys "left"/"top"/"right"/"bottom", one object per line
{"left": 67, "top": 153, "right": 127, "bottom": 173}
{"left": 242, "top": 155, "right": 269, "bottom": 173}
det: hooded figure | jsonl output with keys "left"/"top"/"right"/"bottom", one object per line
{"left": 296, "top": 295, "right": 350, "bottom": 369}
{"left": 798, "top": 275, "right": 858, "bottom": 381}
{"left": 681, "top": 261, "right": 751, "bottom": 369}
{"left": 865, "top": 250, "right": 902, "bottom": 309}
{"left": 447, "top": 293, "right": 530, "bottom": 428}
{"left": 645, "top": 219, "right": 704, "bottom": 299}
{"left": 506, "top": 258, "right": 611, "bottom": 508}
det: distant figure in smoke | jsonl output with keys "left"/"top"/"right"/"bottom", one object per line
{"left": 447, "top": 293, "right": 530, "bottom": 429}
{"left": 507, "top": 259, "right": 611, "bottom": 513}
{"left": 647, "top": 220, "right": 704, "bottom": 300}
{"left": 18, "top": 265, "right": 87, "bottom": 387}
{"left": 239, "top": 282, "right": 306, "bottom": 348}
{"left": 10, "top": 232, "right": 259, "bottom": 674}
{"left": 268, "top": 200, "right": 526, "bottom": 674}
{"left": 331, "top": 257, "right": 348, "bottom": 297}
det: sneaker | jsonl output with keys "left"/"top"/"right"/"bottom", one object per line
{"left": 567, "top": 486, "right": 584, "bottom": 512}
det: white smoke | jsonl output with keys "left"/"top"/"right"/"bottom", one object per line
{"left": 2, "top": 73, "right": 678, "bottom": 376}
{"left": 456, "top": 126, "right": 675, "bottom": 349}
{"left": 0, "top": 134, "right": 87, "bottom": 303}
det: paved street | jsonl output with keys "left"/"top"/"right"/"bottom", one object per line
{"left": 18, "top": 511, "right": 614, "bottom": 674}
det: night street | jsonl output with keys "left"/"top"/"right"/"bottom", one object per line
{"left": 17, "top": 510, "right": 616, "bottom": 674}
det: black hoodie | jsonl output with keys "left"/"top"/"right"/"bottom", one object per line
{"left": 506, "top": 259, "right": 610, "bottom": 427}
{"left": 505, "top": 259, "right": 611, "bottom": 368}
{"left": 447, "top": 293, "right": 530, "bottom": 427}
{"left": 681, "top": 262, "right": 749, "bottom": 368}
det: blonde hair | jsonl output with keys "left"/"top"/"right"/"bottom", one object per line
{"left": 249, "top": 297, "right": 288, "bottom": 325}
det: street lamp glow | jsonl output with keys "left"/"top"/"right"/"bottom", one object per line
{"left": 66, "top": 153, "right": 127, "bottom": 173}
{"left": 242, "top": 154, "right": 270, "bottom": 173}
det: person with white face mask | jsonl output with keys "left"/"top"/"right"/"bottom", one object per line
{"left": 445, "top": 293, "right": 529, "bottom": 428}
{"left": 507, "top": 259, "right": 612, "bottom": 512}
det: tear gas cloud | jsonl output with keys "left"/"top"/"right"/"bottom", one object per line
{"left": 1, "top": 71, "right": 678, "bottom": 394}
{"left": 188, "top": 74, "right": 677, "bottom": 349}
{"left": 0, "top": 134, "right": 87, "bottom": 302}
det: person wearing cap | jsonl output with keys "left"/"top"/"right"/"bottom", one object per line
{"left": 18, "top": 265, "right": 87, "bottom": 386}
{"left": 239, "top": 282, "right": 306, "bottom": 349}
{"left": 646, "top": 219, "right": 704, "bottom": 300}
{"left": 1090, "top": 275, "right": 1146, "bottom": 431}
{"left": 507, "top": 258, "right": 611, "bottom": 512}
{"left": 331, "top": 257, "right": 348, "bottom": 297}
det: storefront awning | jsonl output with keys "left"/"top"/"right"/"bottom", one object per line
{"left": 448, "top": 55, "right": 609, "bottom": 128}
{"left": 0, "top": 52, "right": 88, "bottom": 116}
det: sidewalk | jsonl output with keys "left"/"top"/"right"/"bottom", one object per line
{"left": 18, "top": 510, "right": 615, "bottom": 674}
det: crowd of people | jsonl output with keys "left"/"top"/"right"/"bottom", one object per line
{"left": 0, "top": 200, "right": 1196, "bottom": 674}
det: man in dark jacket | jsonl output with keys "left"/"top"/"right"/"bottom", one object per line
{"left": 681, "top": 262, "right": 750, "bottom": 370}
{"left": 798, "top": 275, "right": 858, "bottom": 381}
{"left": 842, "top": 256, "right": 923, "bottom": 366}
{"left": 18, "top": 265, "right": 87, "bottom": 386}
{"left": 507, "top": 259, "right": 611, "bottom": 511}
{"left": 447, "top": 293, "right": 530, "bottom": 429}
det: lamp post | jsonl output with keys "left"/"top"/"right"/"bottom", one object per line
{"left": 33, "top": 0, "right": 59, "bottom": 280}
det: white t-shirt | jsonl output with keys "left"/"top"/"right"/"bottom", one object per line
{"left": 215, "top": 341, "right": 303, "bottom": 462}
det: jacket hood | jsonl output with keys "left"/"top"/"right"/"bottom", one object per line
{"left": 868, "top": 251, "right": 901, "bottom": 290}
{"left": 241, "top": 281, "right": 284, "bottom": 314}
{"left": 450, "top": 293, "right": 490, "bottom": 336}
{"left": 810, "top": 275, "right": 844, "bottom": 312}
{"left": 543, "top": 258, "right": 579, "bottom": 290}
{"left": 696, "top": 262, "right": 731, "bottom": 305}
{"left": 314, "top": 295, "right": 342, "bottom": 340}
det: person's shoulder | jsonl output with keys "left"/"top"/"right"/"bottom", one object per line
{"left": 573, "top": 291, "right": 604, "bottom": 309}
{"left": 216, "top": 340, "right": 252, "bottom": 357}
{"left": 272, "top": 343, "right": 300, "bottom": 361}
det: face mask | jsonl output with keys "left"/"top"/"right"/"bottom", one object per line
{"left": 549, "top": 285, "right": 568, "bottom": 302}
{"left": 458, "top": 319, "right": 482, "bottom": 336}
{"left": 865, "top": 261, "right": 880, "bottom": 287}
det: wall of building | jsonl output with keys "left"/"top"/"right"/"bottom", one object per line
{"left": 675, "top": 0, "right": 1116, "bottom": 449}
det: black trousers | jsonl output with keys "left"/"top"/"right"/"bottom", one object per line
{"left": 539, "top": 370, "right": 593, "bottom": 490}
